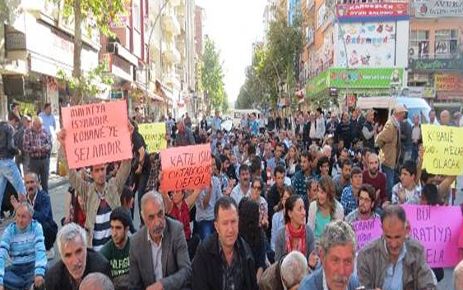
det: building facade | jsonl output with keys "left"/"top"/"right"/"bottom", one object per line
{"left": 1, "top": 0, "right": 100, "bottom": 120}
{"left": 303, "top": 0, "right": 410, "bottom": 108}
{"left": 408, "top": 0, "right": 463, "bottom": 114}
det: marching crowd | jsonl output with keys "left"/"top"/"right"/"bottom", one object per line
{"left": 0, "top": 102, "right": 463, "bottom": 290}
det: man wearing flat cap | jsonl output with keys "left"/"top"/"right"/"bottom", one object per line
{"left": 375, "top": 104, "right": 407, "bottom": 200}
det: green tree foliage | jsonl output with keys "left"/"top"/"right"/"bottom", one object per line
{"left": 200, "top": 37, "right": 227, "bottom": 114}
{"left": 59, "top": 0, "right": 128, "bottom": 104}
{"left": 236, "top": 7, "right": 303, "bottom": 110}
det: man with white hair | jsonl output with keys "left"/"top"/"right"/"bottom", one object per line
{"left": 259, "top": 251, "right": 308, "bottom": 290}
{"left": 439, "top": 110, "right": 450, "bottom": 126}
{"left": 23, "top": 116, "right": 52, "bottom": 192}
{"left": 79, "top": 273, "right": 114, "bottom": 290}
{"left": 299, "top": 220, "right": 360, "bottom": 290}
{"left": 45, "top": 223, "right": 111, "bottom": 290}
{"left": 129, "top": 191, "right": 191, "bottom": 290}
{"left": 0, "top": 202, "right": 46, "bottom": 290}
{"left": 455, "top": 260, "right": 463, "bottom": 290}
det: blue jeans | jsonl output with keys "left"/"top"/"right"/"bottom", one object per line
{"left": 0, "top": 159, "right": 26, "bottom": 209}
{"left": 4, "top": 262, "right": 35, "bottom": 290}
{"left": 382, "top": 164, "right": 396, "bottom": 201}
{"left": 196, "top": 220, "right": 214, "bottom": 240}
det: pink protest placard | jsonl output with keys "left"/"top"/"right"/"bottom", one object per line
{"left": 160, "top": 144, "right": 212, "bottom": 192}
{"left": 403, "top": 205, "right": 463, "bottom": 268}
{"left": 351, "top": 218, "right": 382, "bottom": 251}
{"left": 62, "top": 100, "right": 133, "bottom": 169}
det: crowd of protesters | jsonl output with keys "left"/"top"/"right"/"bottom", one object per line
{"left": 0, "top": 101, "right": 463, "bottom": 290}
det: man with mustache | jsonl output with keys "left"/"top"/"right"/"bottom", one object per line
{"left": 129, "top": 191, "right": 191, "bottom": 290}
{"left": 357, "top": 205, "right": 436, "bottom": 290}
{"left": 18, "top": 172, "right": 58, "bottom": 259}
{"left": 45, "top": 223, "right": 111, "bottom": 290}
{"left": 299, "top": 220, "right": 360, "bottom": 290}
{"left": 230, "top": 164, "right": 251, "bottom": 204}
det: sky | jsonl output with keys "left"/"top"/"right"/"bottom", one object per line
{"left": 195, "top": 0, "right": 267, "bottom": 106}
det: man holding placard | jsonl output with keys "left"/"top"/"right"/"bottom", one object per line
{"left": 57, "top": 122, "right": 133, "bottom": 250}
{"left": 357, "top": 205, "right": 436, "bottom": 290}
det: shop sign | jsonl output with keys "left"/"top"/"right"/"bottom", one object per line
{"left": 434, "top": 73, "right": 463, "bottom": 91}
{"left": 409, "top": 58, "right": 463, "bottom": 71}
{"left": 414, "top": 0, "right": 463, "bottom": 18}
{"left": 436, "top": 91, "right": 463, "bottom": 100}
{"left": 306, "top": 70, "right": 329, "bottom": 96}
{"left": 408, "top": 86, "right": 435, "bottom": 99}
{"left": 336, "top": 3, "right": 409, "bottom": 22}
{"left": 26, "top": 21, "right": 98, "bottom": 76}
{"left": 329, "top": 68, "right": 403, "bottom": 89}
{"left": 336, "top": 22, "right": 397, "bottom": 68}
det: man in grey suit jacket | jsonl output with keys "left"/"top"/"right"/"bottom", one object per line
{"left": 299, "top": 220, "right": 360, "bottom": 290}
{"left": 129, "top": 191, "right": 191, "bottom": 290}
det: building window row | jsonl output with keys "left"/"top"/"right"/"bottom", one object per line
{"left": 410, "top": 29, "right": 460, "bottom": 59}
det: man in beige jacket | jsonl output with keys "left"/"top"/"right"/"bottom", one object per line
{"left": 375, "top": 104, "right": 407, "bottom": 199}
{"left": 57, "top": 124, "right": 133, "bottom": 249}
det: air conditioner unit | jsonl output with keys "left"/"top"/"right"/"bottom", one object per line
{"left": 106, "top": 42, "right": 117, "bottom": 54}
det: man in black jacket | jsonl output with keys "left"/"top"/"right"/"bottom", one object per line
{"left": 192, "top": 196, "right": 257, "bottom": 290}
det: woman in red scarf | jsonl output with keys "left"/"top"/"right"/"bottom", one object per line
{"left": 274, "top": 195, "right": 318, "bottom": 269}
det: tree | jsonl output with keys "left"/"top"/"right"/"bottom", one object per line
{"left": 200, "top": 37, "right": 226, "bottom": 114}
{"left": 236, "top": 5, "right": 303, "bottom": 110}
{"left": 60, "top": 0, "right": 128, "bottom": 104}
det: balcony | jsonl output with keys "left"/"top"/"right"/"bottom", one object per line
{"left": 161, "top": 42, "right": 181, "bottom": 64}
{"left": 162, "top": 10, "right": 181, "bottom": 36}
{"left": 163, "top": 71, "right": 181, "bottom": 90}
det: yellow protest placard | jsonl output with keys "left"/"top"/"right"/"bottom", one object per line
{"left": 421, "top": 124, "right": 463, "bottom": 176}
{"left": 138, "top": 123, "right": 167, "bottom": 153}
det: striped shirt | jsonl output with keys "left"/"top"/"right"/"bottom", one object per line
{"left": 0, "top": 221, "right": 47, "bottom": 285}
{"left": 93, "top": 198, "right": 112, "bottom": 252}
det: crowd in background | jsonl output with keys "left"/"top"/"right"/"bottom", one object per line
{"left": 0, "top": 101, "right": 463, "bottom": 290}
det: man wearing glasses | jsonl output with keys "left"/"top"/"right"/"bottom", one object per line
{"left": 345, "top": 184, "right": 379, "bottom": 224}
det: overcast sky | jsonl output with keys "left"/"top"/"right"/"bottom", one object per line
{"left": 195, "top": 0, "right": 267, "bottom": 106}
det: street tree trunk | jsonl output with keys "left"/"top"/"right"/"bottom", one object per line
{"left": 72, "top": 0, "right": 83, "bottom": 104}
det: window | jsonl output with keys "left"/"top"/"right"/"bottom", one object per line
{"left": 410, "top": 30, "right": 430, "bottom": 59}
{"left": 133, "top": 1, "right": 141, "bottom": 31}
{"left": 435, "top": 30, "right": 459, "bottom": 58}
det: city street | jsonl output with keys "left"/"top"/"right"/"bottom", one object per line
{"left": 1, "top": 0, "right": 463, "bottom": 289}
